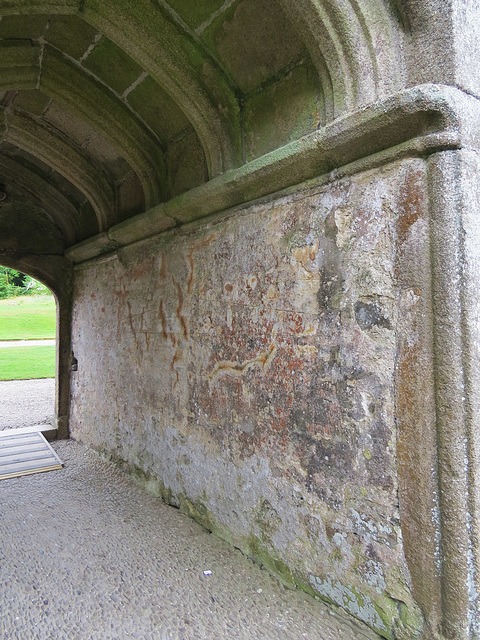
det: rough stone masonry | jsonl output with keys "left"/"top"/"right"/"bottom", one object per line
{"left": 70, "top": 159, "right": 428, "bottom": 638}
{"left": 1, "top": 2, "right": 480, "bottom": 639}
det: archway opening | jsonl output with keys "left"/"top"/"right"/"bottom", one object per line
{"left": 0, "top": 266, "right": 57, "bottom": 436}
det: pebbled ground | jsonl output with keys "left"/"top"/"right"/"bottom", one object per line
{"left": 0, "top": 378, "right": 54, "bottom": 430}
{"left": 0, "top": 439, "right": 380, "bottom": 640}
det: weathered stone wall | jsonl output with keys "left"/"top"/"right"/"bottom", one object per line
{"left": 2, "top": 2, "right": 480, "bottom": 638}
{"left": 70, "top": 157, "right": 431, "bottom": 638}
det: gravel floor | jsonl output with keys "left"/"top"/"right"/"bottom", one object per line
{"left": 0, "top": 378, "right": 55, "bottom": 429}
{"left": 0, "top": 440, "right": 380, "bottom": 640}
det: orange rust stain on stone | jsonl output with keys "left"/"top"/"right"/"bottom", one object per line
{"left": 397, "top": 343, "right": 419, "bottom": 416}
{"left": 186, "top": 233, "right": 217, "bottom": 295}
{"left": 171, "top": 348, "right": 181, "bottom": 371}
{"left": 288, "top": 312, "right": 304, "bottom": 335}
{"left": 208, "top": 340, "right": 277, "bottom": 379}
{"left": 396, "top": 337, "right": 439, "bottom": 605}
{"left": 173, "top": 277, "right": 188, "bottom": 340}
{"left": 126, "top": 301, "right": 136, "bottom": 340}
{"left": 158, "top": 299, "right": 168, "bottom": 339}
{"left": 309, "top": 423, "right": 334, "bottom": 440}
{"left": 194, "top": 233, "right": 216, "bottom": 249}
{"left": 159, "top": 253, "right": 167, "bottom": 280}
{"left": 132, "top": 258, "right": 155, "bottom": 281}
{"left": 187, "top": 248, "right": 195, "bottom": 294}
{"left": 139, "top": 307, "right": 146, "bottom": 332}
{"left": 397, "top": 168, "right": 425, "bottom": 243}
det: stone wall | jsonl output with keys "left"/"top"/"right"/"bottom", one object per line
{"left": 70, "top": 157, "right": 432, "bottom": 638}
{"left": 2, "top": 2, "right": 480, "bottom": 638}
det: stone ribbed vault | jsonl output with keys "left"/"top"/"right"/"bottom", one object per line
{"left": 1, "top": 1, "right": 480, "bottom": 639}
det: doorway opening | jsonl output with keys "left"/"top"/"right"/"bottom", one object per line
{"left": 0, "top": 266, "right": 57, "bottom": 436}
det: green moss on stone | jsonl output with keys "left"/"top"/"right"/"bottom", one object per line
{"left": 167, "top": 128, "right": 207, "bottom": 197}
{"left": 14, "top": 90, "right": 50, "bottom": 116}
{"left": 331, "top": 547, "right": 343, "bottom": 562}
{"left": 179, "top": 495, "right": 214, "bottom": 529}
{"left": 0, "top": 14, "right": 48, "bottom": 40}
{"left": 245, "top": 64, "right": 320, "bottom": 161}
{"left": 373, "top": 593, "right": 424, "bottom": 640}
{"left": 127, "top": 75, "right": 189, "bottom": 142}
{"left": 178, "top": 35, "right": 241, "bottom": 147}
{"left": 243, "top": 534, "right": 295, "bottom": 588}
{"left": 83, "top": 0, "right": 242, "bottom": 167}
{"left": 104, "top": 452, "right": 424, "bottom": 640}
{"left": 254, "top": 498, "right": 282, "bottom": 543}
{"left": 166, "top": 0, "right": 229, "bottom": 30}
{"left": 201, "top": 0, "right": 304, "bottom": 94}
{"left": 178, "top": 494, "right": 234, "bottom": 546}
{"left": 40, "top": 47, "right": 165, "bottom": 178}
{"left": 83, "top": 37, "right": 143, "bottom": 95}
{"left": 105, "top": 452, "right": 176, "bottom": 505}
{"left": 308, "top": 572, "right": 424, "bottom": 640}
{"left": 180, "top": 35, "right": 209, "bottom": 70}
{"left": 0, "top": 43, "right": 40, "bottom": 90}
{"left": 46, "top": 15, "right": 98, "bottom": 60}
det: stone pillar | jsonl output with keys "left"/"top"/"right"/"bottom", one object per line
{"left": 428, "top": 150, "right": 480, "bottom": 639}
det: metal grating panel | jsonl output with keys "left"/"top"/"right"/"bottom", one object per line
{"left": 0, "top": 429, "right": 63, "bottom": 480}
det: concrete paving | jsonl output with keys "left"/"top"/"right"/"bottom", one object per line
{"left": 0, "top": 339, "right": 56, "bottom": 348}
{"left": 0, "top": 439, "right": 380, "bottom": 640}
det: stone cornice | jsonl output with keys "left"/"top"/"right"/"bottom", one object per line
{"left": 66, "top": 83, "right": 480, "bottom": 264}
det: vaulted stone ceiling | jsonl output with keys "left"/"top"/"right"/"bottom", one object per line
{"left": 0, "top": 0, "right": 405, "bottom": 260}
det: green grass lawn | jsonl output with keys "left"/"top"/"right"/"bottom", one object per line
{"left": 0, "top": 294, "right": 56, "bottom": 340}
{"left": 0, "top": 294, "right": 56, "bottom": 380}
{"left": 0, "top": 345, "right": 56, "bottom": 380}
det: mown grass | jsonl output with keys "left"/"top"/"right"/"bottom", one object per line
{"left": 0, "top": 345, "right": 56, "bottom": 380}
{"left": 0, "top": 294, "right": 56, "bottom": 380}
{"left": 0, "top": 294, "right": 56, "bottom": 340}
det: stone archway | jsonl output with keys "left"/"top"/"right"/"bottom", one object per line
{"left": 0, "top": 268, "right": 56, "bottom": 433}
{"left": 0, "top": 256, "right": 72, "bottom": 439}
{"left": 1, "top": 2, "right": 480, "bottom": 639}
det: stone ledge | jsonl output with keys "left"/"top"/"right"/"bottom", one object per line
{"left": 66, "top": 83, "right": 480, "bottom": 265}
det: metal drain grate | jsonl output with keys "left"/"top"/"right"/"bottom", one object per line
{"left": 0, "top": 429, "right": 63, "bottom": 480}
